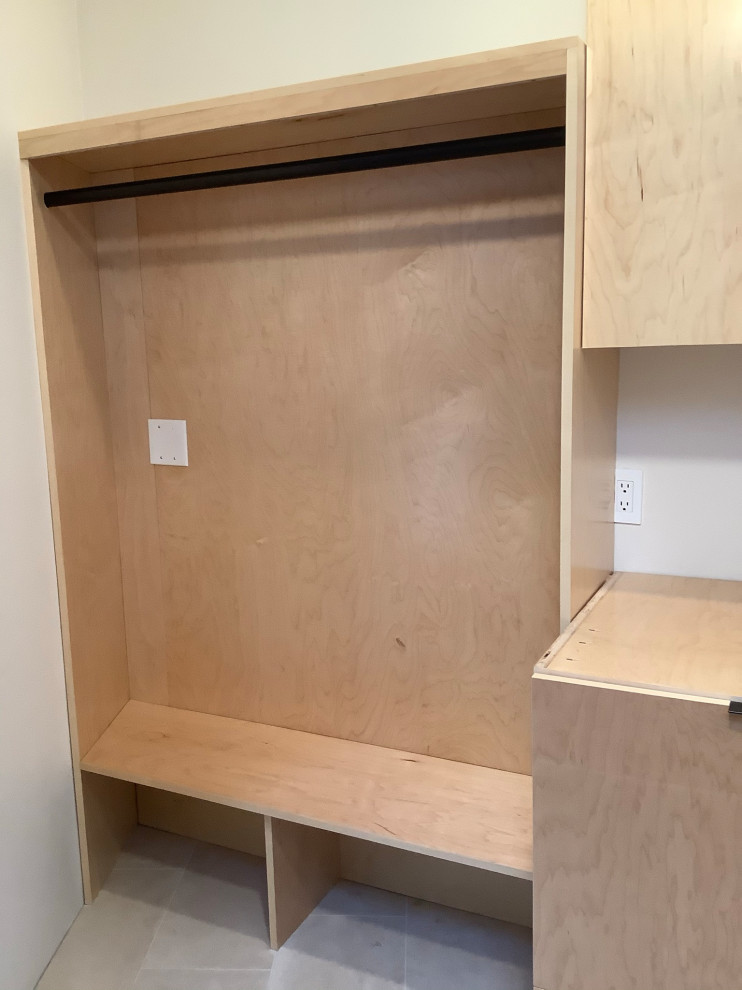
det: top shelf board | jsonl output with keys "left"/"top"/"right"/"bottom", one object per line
{"left": 82, "top": 701, "right": 533, "bottom": 879}
{"left": 18, "top": 38, "right": 577, "bottom": 173}
{"left": 538, "top": 571, "right": 742, "bottom": 701}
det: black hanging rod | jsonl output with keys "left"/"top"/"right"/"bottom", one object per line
{"left": 44, "top": 126, "right": 565, "bottom": 208}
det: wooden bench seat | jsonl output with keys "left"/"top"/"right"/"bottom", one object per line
{"left": 82, "top": 700, "right": 533, "bottom": 878}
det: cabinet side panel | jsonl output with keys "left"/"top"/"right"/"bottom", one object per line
{"left": 81, "top": 772, "right": 137, "bottom": 899}
{"left": 561, "top": 43, "right": 617, "bottom": 625}
{"left": 265, "top": 817, "right": 340, "bottom": 949}
{"left": 584, "top": 0, "right": 742, "bottom": 347}
{"left": 533, "top": 676, "right": 742, "bottom": 990}
{"left": 23, "top": 159, "right": 129, "bottom": 758}
{"left": 569, "top": 348, "right": 617, "bottom": 617}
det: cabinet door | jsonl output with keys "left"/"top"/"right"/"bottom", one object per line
{"left": 583, "top": 0, "right": 742, "bottom": 347}
{"left": 533, "top": 675, "right": 742, "bottom": 990}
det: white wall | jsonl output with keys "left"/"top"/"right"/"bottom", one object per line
{"left": 75, "top": 0, "right": 742, "bottom": 587}
{"left": 615, "top": 347, "right": 742, "bottom": 581}
{"left": 0, "top": 3, "right": 84, "bottom": 989}
{"left": 78, "top": 0, "right": 585, "bottom": 116}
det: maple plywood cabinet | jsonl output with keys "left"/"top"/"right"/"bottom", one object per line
{"left": 20, "top": 37, "right": 620, "bottom": 950}
{"left": 583, "top": 0, "right": 742, "bottom": 347}
{"left": 533, "top": 573, "right": 742, "bottom": 990}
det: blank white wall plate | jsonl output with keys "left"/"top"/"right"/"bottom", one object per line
{"left": 148, "top": 419, "right": 188, "bottom": 466}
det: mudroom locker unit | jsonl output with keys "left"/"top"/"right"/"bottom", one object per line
{"left": 19, "top": 37, "right": 619, "bottom": 949}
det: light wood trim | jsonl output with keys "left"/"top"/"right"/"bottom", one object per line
{"left": 533, "top": 677, "right": 742, "bottom": 989}
{"left": 81, "top": 701, "right": 533, "bottom": 877}
{"left": 542, "top": 571, "right": 742, "bottom": 699}
{"left": 536, "top": 570, "right": 619, "bottom": 673}
{"left": 559, "top": 41, "right": 617, "bottom": 627}
{"left": 567, "top": 348, "right": 618, "bottom": 618}
{"left": 534, "top": 670, "right": 717, "bottom": 707}
{"left": 136, "top": 785, "right": 266, "bottom": 857}
{"left": 21, "top": 158, "right": 130, "bottom": 759}
{"left": 20, "top": 156, "right": 93, "bottom": 898}
{"left": 558, "top": 42, "right": 583, "bottom": 628}
{"left": 115, "top": 108, "right": 565, "bottom": 183}
{"left": 19, "top": 38, "right": 576, "bottom": 166}
{"left": 80, "top": 772, "right": 137, "bottom": 900}
{"left": 265, "top": 818, "right": 340, "bottom": 949}
{"left": 57, "top": 85, "right": 567, "bottom": 173}
{"left": 21, "top": 157, "right": 132, "bottom": 899}
{"left": 583, "top": 0, "right": 742, "bottom": 346}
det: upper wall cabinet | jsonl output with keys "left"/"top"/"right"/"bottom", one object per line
{"left": 583, "top": 0, "right": 742, "bottom": 347}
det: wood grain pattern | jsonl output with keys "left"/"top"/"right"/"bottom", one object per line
{"left": 266, "top": 817, "right": 340, "bottom": 948}
{"left": 536, "top": 570, "right": 619, "bottom": 671}
{"left": 21, "top": 158, "right": 129, "bottom": 759}
{"left": 96, "top": 193, "right": 168, "bottom": 703}
{"left": 18, "top": 38, "right": 574, "bottom": 169}
{"left": 55, "top": 82, "right": 566, "bottom": 175}
{"left": 559, "top": 42, "right": 617, "bottom": 625}
{"left": 136, "top": 785, "right": 266, "bottom": 857}
{"left": 533, "top": 676, "right": 742, "bottom": 990}
{"left": 80, "top": 772, "right": 137, "bottom": 900}
{"left": 81, "top": 700, "right": 534, "bottom": 877}
{"left": 129, "top": 786, "right": 533, "bottom": 926}
{"left": 122, "top": 108, "right": 566, "bottom": 184}
{"left": 340, "top": 838, "right": 532, "bottom": 928}
{"left": 545, "top": 572, "right": 742, "bottom": 699}
{"left": 567, "top": 348, "right": 618, "bottom": 617}
{"left": 584, "top": 0, "right": 742, "bottom": 347}
{"left": 128, "top": 150, "right": 563, "bottom": 773}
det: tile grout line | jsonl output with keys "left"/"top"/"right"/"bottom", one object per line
{"left": 136, "top": 967, "right": 274, "bottom": 972}
{"left": 403, "top": 898, "right": 408, "bottom": 990}
{"left": 130, "top": 843, "right": 198, "bottom": 987}
{"left": 131, "top": 875, "right": 182, "bottom": 987}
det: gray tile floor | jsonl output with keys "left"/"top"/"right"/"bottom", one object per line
{"left": 36, "top": 827, "right": 532, "bottom": 990}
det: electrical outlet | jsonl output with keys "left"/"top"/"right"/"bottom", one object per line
{"left": 614, "top": 469, "right": 643, "bottom": 525}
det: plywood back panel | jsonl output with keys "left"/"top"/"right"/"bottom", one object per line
{"left": 96, "top": 192, "right": 169, "bottom": 704}
{"left": 22, "top": 159, "right": 129, "bottom": 758}
{"left": 108, "top": 150, "right": 564, "bottom": 772}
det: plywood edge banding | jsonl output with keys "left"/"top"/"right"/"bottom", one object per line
{"left": 537, "top": 570, "right": 618, "bottom": 671}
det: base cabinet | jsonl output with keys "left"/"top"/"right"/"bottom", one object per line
{"left": 533, "top": 675, "right": 742, "bottom": 990}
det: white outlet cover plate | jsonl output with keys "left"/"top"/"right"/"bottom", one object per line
{"left": 149, "top": 419, "right": 188, "bottom": 466}
{"left": 614, "top": 468, "right": 643, "bottom": 525}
